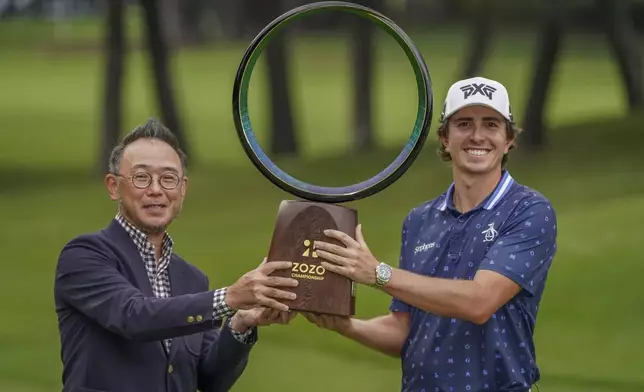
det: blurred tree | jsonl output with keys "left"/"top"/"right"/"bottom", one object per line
{"left": 211, "top": 0, "right": 245, "bottom": 39}
{"left": 457, "top": 0, "right": 543, "bottom": 79}
{"left": 101, "top": 0, "right": 189, "bottom": 173}
{"left": 458, "top": 1, "right": 492, "bottom": 79}
{"left": 352, "top": 0, "right": 385, "bottom": 152}
{"left": 521, "top": 0, "right": 643, "bottom": 150}
{"left": 160, "top": 0, "right": 217, "bottom": 46}
{"left": 247, "top": 0, "right": 298, "bottom": 156}
{"left": 159, "top": 0, "right": 182, "bottom": 46}
{"left": 521, "top": 5, "right": 563, "bottom": 151}
{"left": 178, "top": 0, "right": 211, "bottom": 45}
{"left": 101, "top": 0, "right": 125, "bottom": 173}
{"left": 601, "top": 0, "right": 643, "bottom": 110}
{"left": 140, "top": 0, "right": 189, "bottom": 155}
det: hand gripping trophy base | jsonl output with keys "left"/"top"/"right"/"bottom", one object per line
{"left": 266, "top": 200, "right": 357, "bottom": 316}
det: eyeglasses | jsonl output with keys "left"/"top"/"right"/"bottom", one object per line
{"left": 114, "top": 172, "right": 182, "bottom": 190}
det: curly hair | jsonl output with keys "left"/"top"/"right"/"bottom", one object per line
{"left": 436, "top": 119, "right": 524, "bottom": 167}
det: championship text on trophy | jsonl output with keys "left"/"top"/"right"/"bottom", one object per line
{"left": 231, "top": 2, "right": 434, "bottom": 316}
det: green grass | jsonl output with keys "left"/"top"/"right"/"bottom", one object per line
{"left": 1, "top": 17, "right": 643, "bottom": 392}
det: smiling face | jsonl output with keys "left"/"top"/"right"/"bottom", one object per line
{"left": 440, "top": 105, "right": 514, "bottom": 176}
{"left": 106, "top": 138, "right": 188, "bottom": 235}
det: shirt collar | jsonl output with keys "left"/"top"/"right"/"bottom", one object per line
{"left": 437, "top": 170, "right": 514, "bottom": 212}
{"left": 115, "top": 213, "right": 174, "bottom": 257}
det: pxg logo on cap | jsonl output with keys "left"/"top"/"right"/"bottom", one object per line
{"left": 440, "top": 76, "right": 513, "bottom": 123}
{"left": 460, "top": 83, "right": 497, "bottom": 100}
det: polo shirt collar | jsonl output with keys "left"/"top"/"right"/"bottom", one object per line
{"left": 437, "top": 170, "right": 514, "bottom": 212}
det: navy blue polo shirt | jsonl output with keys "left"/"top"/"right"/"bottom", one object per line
{"left": 390, "top": 170, "right": 557, "bottom": 392}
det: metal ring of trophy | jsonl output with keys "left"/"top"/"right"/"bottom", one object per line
{"left": 232, "top": 1, "right": 433, "bottom": 203}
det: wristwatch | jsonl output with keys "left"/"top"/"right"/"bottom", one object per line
{"left": 373, "top": 262, "right": 393, "bottom": 289}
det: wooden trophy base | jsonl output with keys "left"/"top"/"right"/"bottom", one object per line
{"left": 266, "top": 200, "right": 357, "bottom": 316}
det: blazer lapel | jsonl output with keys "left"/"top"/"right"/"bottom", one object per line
{"left": 103, "top": 219, "right": 154, "bottom": 296}
{"left": 104, "top": 219, "right": 174, "bottom": 357}
{"left": 168, "top": 255, "right": 190, "bottom": 296}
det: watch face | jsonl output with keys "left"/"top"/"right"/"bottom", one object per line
{"left": 377, "top": 264, "right": 392, "bottom": 280}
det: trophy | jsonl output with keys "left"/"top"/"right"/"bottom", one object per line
{"left": 231, "top": 1, "right": 433, "bottom": 316}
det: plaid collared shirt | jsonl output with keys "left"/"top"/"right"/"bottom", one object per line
{"left": 115, "top": 214, "right": 252, "bottom": 351}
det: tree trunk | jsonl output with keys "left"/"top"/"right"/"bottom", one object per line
{"left": 522, "top": 10, "right": 563, "bottom": 150}
{"left": 159, "top": 0, "right": 182, "bottom": 48}
{"left": 351, "top": 9, "right": 375, "bottom": 151}
{"left": 179, "top": 0, "right": 209, "bottom": 45}
{"left": 100, "top": 0, "right": 125, "bottom": 174}
{"left": 601, "top": 0, "right": 643, "bottom": 109}
{"left": 140, "top": 0, "right": 190, "bottom": 157}
{"left": 266, "top": 30, "right": 298, "bottom": 155}
{"left": 460, "top": 13, "right": 492, "bottom": 79}
{"left": 248, "top": 0, "right": 298, "bottom": 155}
{"left": 212, "top": 0, "right": 244, "bottom": 39}
{"left": 351, "top": 0, "right": 385, "bottom": 152}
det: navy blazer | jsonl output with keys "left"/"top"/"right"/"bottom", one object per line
{"left": 54, "top": 219, "right": 256, "bottom": 392}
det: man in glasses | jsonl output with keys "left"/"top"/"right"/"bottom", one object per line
{"left": 54, "top": 118, "right": 298, "bottom": 392}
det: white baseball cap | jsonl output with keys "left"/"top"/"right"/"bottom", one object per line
{"left": 440, "top": 76, "right": 513, "bottom": 122}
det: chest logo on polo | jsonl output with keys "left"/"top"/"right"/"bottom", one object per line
{"left": 414, "top": 242, "right": 436, "bottom": 254}
{"left": 481, "top": 223, "right": 498, "bottom": 242}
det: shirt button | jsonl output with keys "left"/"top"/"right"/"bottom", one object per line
{"left": 187, "top": 316, "right": 195, "bottom": 323}
{"left": 196, "top": 315, "right": 203, "bottom": 322}
{"left": 168, "top": 365, "right": 174, "bottom": 373}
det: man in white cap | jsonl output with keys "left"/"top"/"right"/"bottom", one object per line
{"left": 304, "top": 77, "right": 558, "bottom": 392}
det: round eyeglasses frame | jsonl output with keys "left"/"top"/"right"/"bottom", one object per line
{"left": 113, "top": 172, "right": 183, "bottom": 190}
